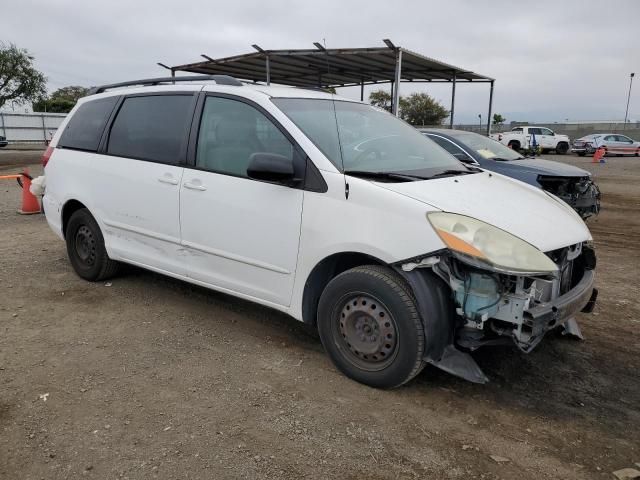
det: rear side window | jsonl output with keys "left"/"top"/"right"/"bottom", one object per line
{"left": 107, "top": 95, "right": 194, "bottom": 164}
{"left": 58, "top": 96, "right": 119, "bottom": 152}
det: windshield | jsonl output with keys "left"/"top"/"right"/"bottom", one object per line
{"left": 272, "top": 98, "right": 466, "bottom": 176}
{"left": 448, "top": 131, "right": 523, "bottom": 161}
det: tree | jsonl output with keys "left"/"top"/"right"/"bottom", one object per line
{"left": 0, "top": 42, "right": 47, "bottom": 110}
{"left": 33, "top": 85, "right": 89, "bottom": 113}
{"left": 492, "top": 113, "right": 506, "bottom": 126}
{"left": 369, "top": 90, "right": 392, "bottom": 112}
{"left": 398, "top": 93, "right": 449, "bottom": 126}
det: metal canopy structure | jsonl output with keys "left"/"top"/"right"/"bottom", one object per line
{"left": 168, "top": 39, "right": 495, "bottom": 134}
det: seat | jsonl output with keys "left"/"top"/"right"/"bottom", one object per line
{"left": 203, "top": 116, "right": 262, "bottom": 176}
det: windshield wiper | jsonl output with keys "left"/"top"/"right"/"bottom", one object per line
{"left": 344, "top": 170, "right": 427, "bottom": 182}
{"left": 428, "top": 169, "right": 478, "bottom": 179}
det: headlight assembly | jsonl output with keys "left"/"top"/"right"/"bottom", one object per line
{"left": 427, "top": 212, "right": 558, "bottom": 275}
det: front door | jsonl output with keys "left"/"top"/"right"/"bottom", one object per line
{"left": 537, "top": 127, "right": 556, "bottom": 149}
{"left": 179, "top": 95, "right": 304, "bottom": 306}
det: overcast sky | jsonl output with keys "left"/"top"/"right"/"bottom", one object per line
{"left": 3, "top": 0, "right": 639, "bottom": 123}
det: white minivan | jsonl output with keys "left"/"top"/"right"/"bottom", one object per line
{"left": 43, "top": 75, "right": 598, "bottom": 388}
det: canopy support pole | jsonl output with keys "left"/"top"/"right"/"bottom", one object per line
{"left": 450, "top": 73, "right": 457, "bottom": 128}
{"left": 266, "top": 55, "right": 271, "bottom": 85}
{"left": 486, "top": 80, "right": 495, "bottom": 136}
{"left": 392, "top": 49, "right": 402, "bottom": 116}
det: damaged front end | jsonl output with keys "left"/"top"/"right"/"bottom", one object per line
{"left": 397, "top": 229, "right": 597, "bottom": 384}
{"left": 436, "top": 242, "right": 597, "bottom": 354}
{"left": 537, "top": 175, "right": 601, "bottom": 219}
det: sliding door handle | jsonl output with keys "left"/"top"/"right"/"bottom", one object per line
{"left": 184, "top": 182, "right": 207, "bottom": 191}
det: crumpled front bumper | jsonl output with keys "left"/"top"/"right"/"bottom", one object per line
{"left": 557, "top": 182, "right": 601, "bottom": 219}
{"left": 523, "top": 269, "right": 597, "bottom": 340}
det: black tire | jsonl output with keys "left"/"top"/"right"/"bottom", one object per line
{"left": 508, "top": 141, "right": 520, "bottom": 151}
{"left": 555, "top": 142, "right": 569, "bottom": 155}
{"left": 65, "top": 208, "right": 119, "bottom": 281}
{"left": 577, "top": 152, "right": 586, "bottom": 157}
{"left": 317, "top": 265, "right": 425, "bottom": 389}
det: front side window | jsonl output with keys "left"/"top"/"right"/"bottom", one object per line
{"left": 58, "top": 96, "right": 119, "bottom": 152}
{"left": 539, "top": 128, "right": 554, "bottom": 135}
{"left": 107, "top": 95, "right": 193, "bottom": 164}
{"left": 272, "top": 99, "right": 464, "bottom": 176}
{"left": 196, "top": 96, "right": 294, "bottom": 177}
{"left": 615, "top": 135, "right": 632, "bottom": 143}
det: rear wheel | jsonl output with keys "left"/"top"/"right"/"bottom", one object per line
{"left": 508, "top": 141, "right": 520, "bottom": 151}
{"left": 317, "top": 265, "right": 425, "bottom": 389}
{"left": 556, "top": 142, "right": 569, "bottom": 155}
{"left": 65, "top": 208, "right": 119, "bottom": 281}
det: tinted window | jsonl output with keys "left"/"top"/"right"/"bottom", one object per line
{"left": 58, "top": 96, "right": 118, "bottom": 151}
{"left": 604, "top": 135, "right": 616, "bottom": 141}
{"left": 107, "top": 95, "right": 193, "bottom": 163}
{"left": 539, "top": 128, "right": 553, "bottom": 135}
{"left": 528, "top": 128, "right": 542, "bottom": 135}
{"left": 196, "top": 96, "right": 294, "bottom": 177}
{"left": 616, "top": 135, "right": 632, "bottom": 143}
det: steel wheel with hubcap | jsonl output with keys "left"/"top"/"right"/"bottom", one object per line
{"left": 317, "top": 265, "right": 426, "bottom": 389}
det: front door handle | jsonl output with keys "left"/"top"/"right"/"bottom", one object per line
{"left": 158, "top": 176, "right": 179, "bottom": 185}
{"left": 184, "top": 182, "right": 207, "bottom": 191}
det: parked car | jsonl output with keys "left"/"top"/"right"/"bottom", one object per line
{"left": 0, "top": 135, "right": 8, "bottom": 148}
{"left": 422, "top": 129, "right": 600, "bottom": 219}
{"left": 490, "top": 126, "right": 571, "bottom": 154}
{"left": 571, "top": 133, "right": 640, "bottom": 156}
{"left": 42, "top": 75, "right": 598, "bottom": 388}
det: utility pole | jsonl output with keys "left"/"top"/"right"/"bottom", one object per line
{"left": 624, "top": 73, "right": 635, "bottom": 129}
{"left": 478, "top": 114, "right": 482, "bottom": 131}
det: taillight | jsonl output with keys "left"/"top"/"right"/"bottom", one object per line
{"left": 42, "top": 146, "right": 54, "bottom": 168}
{"left": 498, "top": 134, "right": 502, "bottom": 141}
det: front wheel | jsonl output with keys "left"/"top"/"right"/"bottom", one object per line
{"left": 317, "top": 265, "right": 425, "bottom": 388}
{"left": 556, "top": 142, "right": 569, "bottom": 155}
{"left": 65, "top": 208, "right": 119, "bottom": 281}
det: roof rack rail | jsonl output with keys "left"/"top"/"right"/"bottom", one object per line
{"left": 87, "top": 74, "right": 243, "bottom": 95}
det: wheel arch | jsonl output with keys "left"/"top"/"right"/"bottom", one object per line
{"left": 301, "top": 251, "right": 388, "bottom": 326}
{"left": 61, "top": 199, "right": 88, "bottom": 236}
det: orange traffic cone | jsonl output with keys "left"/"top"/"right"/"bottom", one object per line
{"left": 592, "top": 147, "right": 605, "bottom": 164}
{"left": 18, "top": 170, "right": 41, "bottom": 215}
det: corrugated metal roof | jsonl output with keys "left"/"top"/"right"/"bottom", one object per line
{"left": 170, "top": 44, "right": 493, "bottom": 88}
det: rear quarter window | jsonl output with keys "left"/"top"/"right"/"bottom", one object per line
{"left": 107, "top": 94, "right": 194, "bottom": 164}
{"left": 58, "top": 96, "right": 119, "bottom": 152}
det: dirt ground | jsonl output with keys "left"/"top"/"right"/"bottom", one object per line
{"left": 1, "top": 150, "right": 638, "bottom": 479}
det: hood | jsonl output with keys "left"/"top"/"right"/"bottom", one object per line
{"left": 496, "top": 158, "right": 591, "bottom": 177}
{"left": 374, "top": 171, "right": 591, "bottom": 252}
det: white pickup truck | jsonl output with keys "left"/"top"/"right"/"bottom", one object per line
{"left": 490, "top": 126, "right": 571, "bottom": 154}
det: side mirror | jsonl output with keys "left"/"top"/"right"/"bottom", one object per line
{"left": 247, "top": 152, "right": 298, "bottom": 185}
